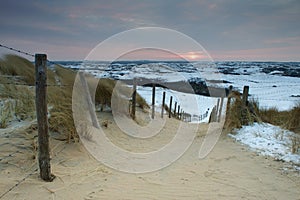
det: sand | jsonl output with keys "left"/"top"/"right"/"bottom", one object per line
{"left": 0, "top": 112, "right": 300, "bottom": 200}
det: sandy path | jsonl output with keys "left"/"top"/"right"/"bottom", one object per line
{"left": 0, "top": 115, "right": 299, "bottom": 200}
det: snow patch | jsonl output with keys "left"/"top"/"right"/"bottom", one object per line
{"left": 229, "top": 123, "right": 300, "bottom": 166}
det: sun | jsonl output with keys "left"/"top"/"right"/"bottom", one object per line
{"left": 189, "top": 54, "right": 198, "bottom": 60}
{"left": 184, "top": 52, "right": 202, "bottom": 60}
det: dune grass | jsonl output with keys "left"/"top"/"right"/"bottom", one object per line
{"left": 0, "top": 85, "right": 35, "bottom": 128}
{"left": 257, "top": 102, "right": 300, "bottom": 135}
{"left": 224, "top": 91, "right": 260, "bottom": 132}
{"left": 0, "top": 54, "right": 149, "bottom": 141}
{"left": 224, "top": 89, "right": 300, "bottom": 133}
{"left": 224, "top": 91, "right": 300, "bottom": 153}
{"left": 286, "top": 103, "right": 300, "bottom": 134}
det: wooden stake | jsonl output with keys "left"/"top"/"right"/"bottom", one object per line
{"left": 218, "top": 97, "right": 224, "bottom": 122}
{"left": 152, "top": 84, "right": 155, "bottom": 119}
{"left": 169, "top": 96, "right": 173, "bottom": 118}
{"left": 174, "top": 102, "right": 177, "bottom": 116}
{"left": 131, "top": 79, "right": 137, "bottom": 119}
{"left": 35, "top": 54, "right": 54, "bottom": 182}
{"left": 242, "top": 86, "right": 249, "bottom": 106}
{"left": 79, "top": 72, "right": 100, "bottom": 128}
{"left": 161, "top": 91, "right": 166, "bottom": 118}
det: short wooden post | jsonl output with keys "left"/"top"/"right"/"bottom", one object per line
{"left": 218, "top": 97, "right": 224, "bottom": 122}
{"left": 216, "top": 98, "right": 220, "bottom": 117}
{"left": 177, "top": 105, "right": 180, "bottom": 118}
{"left": 242, "top": 86, "right": 249, "bottom": 106}
{"left": 228, "top": 85, "right": 233, "bottom": 96}
{"left": 151, "top": 84, "right": 155, "bottom": 119}
{"left": 174, "top": 102, "right": 177, "bottom": 116}
{"left": 169, "top": 96, "right": 173, "bottom": 118}
{"left": 227, "top": 85, "right": 233, "bottom": 113}
{"left": 79, "top": 72, "right": 100, "bottom": 128}
{"left": 161, "top": 91, "right": 166, "bottom": 118}
{"left": 131, "top": 79, "right": 137, "bottom": 119}
{"left": 35, "top": 54, "right": 55, "bottom": 182}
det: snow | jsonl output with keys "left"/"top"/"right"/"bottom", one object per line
{"left": 229, "top": 123, "right": 300, "bottom": 166}
{"left": 136, "top": 86, "right": 224, "bottom": 123}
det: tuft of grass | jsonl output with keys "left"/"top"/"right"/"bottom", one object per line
{"left": 0, "top": 100, "right": 12, "bottom": 128}
{"left": 0, "top": 54, "right": 35, "bottom": 85}
{"left": 224, "top": 91, "right": 260, "bottom": 133}
{"left": 0, "top": 84, "right": 35, "bottom": 122}
{"left": 286, "top": 102, "right": 300, "bottom": 134}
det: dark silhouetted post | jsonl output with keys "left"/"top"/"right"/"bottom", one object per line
{"left": 242, "top": 86, "right": 249, "bottom": 106}
{"left": 169, "top": 96, "right": 173, "bottom": 118}
{"left": 131, "top": 79, "right": 137, "bottom": 119}
{"left": 152, "top": 84, "right": 155, "bottom": 119}
{"left": 161, "top": 91, "right": 166, "bottom": 118}
{"left": 35, "top": 54, "right": 55, "bottom": 182}
{"left": 174, "top": 101, "right": 177, "bottom": 116}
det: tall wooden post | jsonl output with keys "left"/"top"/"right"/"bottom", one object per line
{"left": 169, "top": 96, "right": 173, "bottom": 118}
{"left": 161, "top": 91, "right": 166, "bottom": 118}
{"left": 242, "top": 86, "right": 249, "bottom": 106}
{"left": 131, "top": 79, "right": 137, "bottom": 119}
{"left": 35, "top": 54, "right": 55, "bottom": 182}
{"left": 177, "top": 105, "right": 180, "bottom": 119}
{"left": 151, "top": 84, "right": 155, "bottom": 119}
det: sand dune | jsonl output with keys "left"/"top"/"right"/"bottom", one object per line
{"left": 0, "top": 113, "right": 299, "bottom": 200}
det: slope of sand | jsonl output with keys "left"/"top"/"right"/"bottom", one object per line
{"left": 0, "top": 112, "right": 300, "bottom": 200}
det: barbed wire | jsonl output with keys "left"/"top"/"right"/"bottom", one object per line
{"left": 0, "top": 43, "right": 74, "bottom": 87}
{"left": 0, "top": 139, "right": 67, "bottom": 199}
{"left": 0, "top": 150, "right": 21, "bottom": 162}
{"left": 0, "top": 43, "right": 35, "bottom": 58}
{"left": 0, "top": 168, "right": 39, "bottom": 199}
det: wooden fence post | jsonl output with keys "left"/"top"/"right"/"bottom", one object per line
{"left": 131, "top": 79, "right": 137, "bottom": 119}
{"left": 226, "top": 85, "right": 233, "bottom": 112}
{"left": 174, "top": 101, "right": 177, "bottom": 116}
{"left": 218, "top": 97, "right": 224, "bottom": 122}
{"left": 177, "top": 105, "right": 180, "bottom": 119}
{"left": 242, "top": 86, "right": 249, "bottom": 106}
{"left": 161, "top": 91, "right": 166, "bottom": 118}
{"left": 216, "top": 98, "right": 220, "bottom": 118}
{"left": 169, "top": 96, "right": 173, "bottom": 118}
{"left": 152, "top": 84, "right": 155, "bottom": 119}
{"left": 79, "top": 72, "right": 100, "bottom": 128}
{"left": 35, "top": 54, "right": 55, "bottom": 182}
{"left": 228, "top": 85, "right": 233, "bottom": 97}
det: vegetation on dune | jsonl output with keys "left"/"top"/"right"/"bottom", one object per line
{"left": 224, "top": 91, "right": 260, "bottom": 132}
{"left": 286, "top": 103, "right": 300, "bottom": 134}
{"left": 224, "top": 91, "right": 300, "bottom": 153}
{"left": 0, "top": 54, "right": 149, "bottom": 141}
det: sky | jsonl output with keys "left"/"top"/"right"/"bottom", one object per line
{"left": 0, "top": 0, "right": 299, "bottom": 61}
